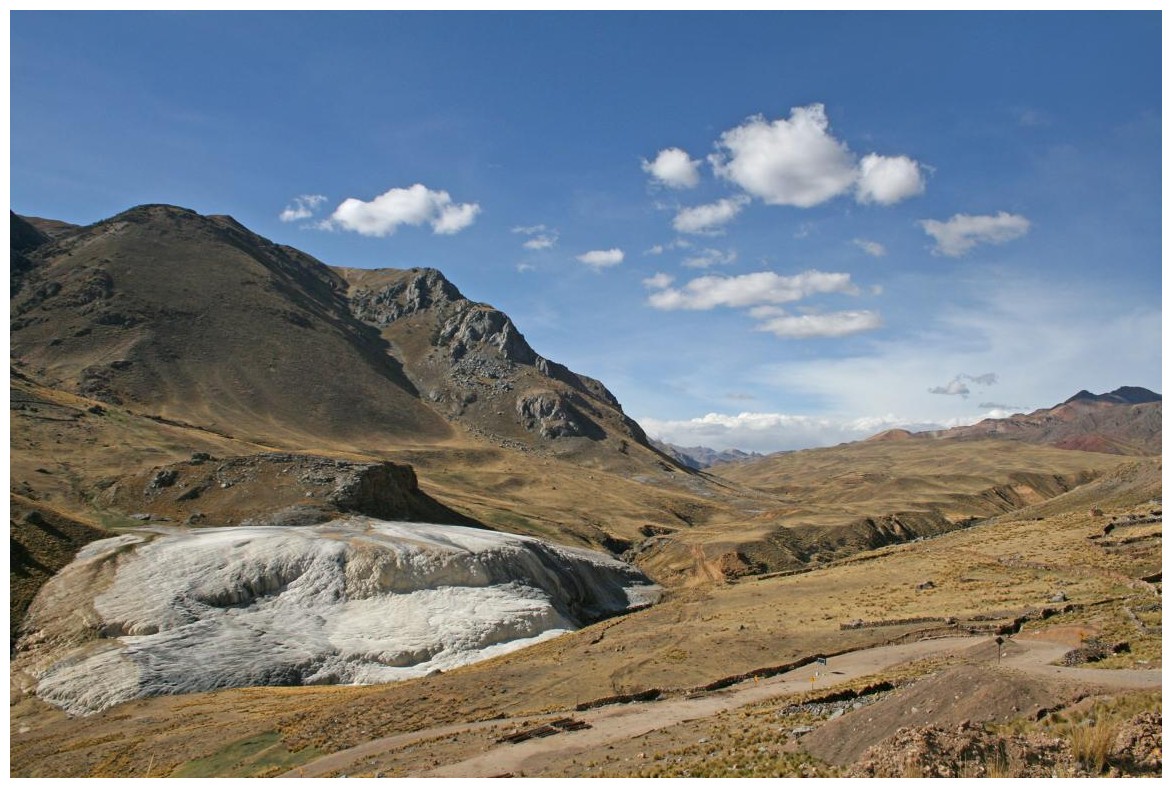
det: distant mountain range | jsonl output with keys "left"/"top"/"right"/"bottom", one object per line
{"left": 650, "top": 440, "right": 764, "bottom": 470}
{"left": 868, "top": 386, "right": 1161, "bottom": 456}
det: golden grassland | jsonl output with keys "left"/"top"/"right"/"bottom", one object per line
{"left": 10, "top": 454, "right": 1159, "bottom": 777}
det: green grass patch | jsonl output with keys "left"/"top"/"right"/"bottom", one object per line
{"left": 169, "top": 730, "right": 322, "bottom": 778}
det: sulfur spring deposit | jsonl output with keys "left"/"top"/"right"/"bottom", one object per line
{"left": 16, "top": 518, "right": 660, "bottom": 715}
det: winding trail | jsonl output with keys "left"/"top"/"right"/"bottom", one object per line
{"left": 282, "top": 633, "right": 1158, "bottom": 778}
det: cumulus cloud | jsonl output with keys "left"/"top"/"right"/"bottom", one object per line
{"left": 642, "top": 147, "right": 701, "bottom": 189}
{"left": 752, "top": 308, "right": 883, "bottom": 339}
{"left": 577, "top": 248, "right": 624, "bottom": 269}
{"left": 643, "top": 272, "right": 675, "bottom": 289}
{"left": 855, "top": 154, "right": 926, "bottom": 205}
{"left": 647, "top": 270, "right": 858, "bottom": 311}
{"left": 853, "top": 238, "right": 887, "bottom": 257}
{"left": 708, "top": 103, "right": 926, "bottom": 209}
{"left": 710, "top": 104, "right": 856, "bottom": 207}
{"left": 512, "top": 224, "right": 558, "bottom": 250}
{"left": 672, "top": 196, "right": 749, "bottom": 235}
{"left": 279, "top": 194, "right": 327, "bottom": 222}
{"left": 682, "top": 248, "right": 738, "bottom": 269}
{"left": 919, "top": 212, "right": 1030, "bottom": 256}
{"left": 327, "top": 184, "right": 480, "bottom": 237}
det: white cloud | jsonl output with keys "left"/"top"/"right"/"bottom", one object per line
{"left": 639, "top": 411, "right": 940, "bottom": 453}
{"left": 709, "top": 103, "right": 926, "bottom": 208}
{"left": 753, "top": 309, "right": 883, "bottom": 339}
{"left": 431, "top": 202, "right": 481, "bottom": 235}
{"left": 645, "top": 239, "right": 692, "bottom": 255}
{"left": 919, "top": 212, "right": 1030, "bottom": 256}
{"left": 642, "top": 272, "right": 675, "bottom": 289}
{"left": 710, "top": 104, "right": 857, "bottom": 208}
{"left": 577, "top": 248, "right": 624, "bottom": 268}
{"left": 327, "top": 184, "right": 480, "bottom": 237}
{"left": 682, "top": 248, "right": 738, "bottom": 269}
{"left": 642, "top": 147, "right": 701, "bottom": 189}
{"left": 279, "top": 194, "right": 327, "bottom": 222}
{"left": 523, "top": 236, "right": 557, "bottom": 250}
{"left": 513, "top": 224, "right": 559, "bottom": 250}
{"left": 647, "top": 270, "right": 858, "bottom": 311}
{"left": 855, "top": 154, "right": 926, "bottom": 205}
{"left": 672, "top": 196, "right": 749, "bottom": 235}
{"left": 853, "top": 238, "right": 887, "bottom": 257}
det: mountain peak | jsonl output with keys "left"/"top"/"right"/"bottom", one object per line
{"left": 1064, "top": 386, "right": 1160, "bottom": 406}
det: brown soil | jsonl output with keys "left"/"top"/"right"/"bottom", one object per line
{"left": 799, "top": 662, "right": 1077, "bottom": 766}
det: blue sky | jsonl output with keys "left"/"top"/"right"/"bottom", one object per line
{"left": 10, "top": 11, "right": 1163, "bottom": 451}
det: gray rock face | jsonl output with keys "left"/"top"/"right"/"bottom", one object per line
{"left": 349, "top": 267, "right": 464, "bottom": 325}
{"left": 516, "top": 391, "right": 603, "bottom": 439}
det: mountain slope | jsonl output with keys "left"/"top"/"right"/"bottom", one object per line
{"left": 11, "top": 205, "right": 455, "bottom": 450}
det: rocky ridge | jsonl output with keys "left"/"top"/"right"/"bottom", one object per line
{"left": 340, "top": 265, "right": 654, "bottom": 452}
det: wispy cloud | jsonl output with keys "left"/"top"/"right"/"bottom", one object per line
{"left": 979, "top": 401, "right": 1025, "bottom": 412}
{"left": 642, "top": 147, "right": 701, "bottom": 189}
{"left": 919, "top": 212, "right": 1030, "bottom": 256}
{"left": 646, "top": 270, "right": 859, "bottom": 311}
{"left": 750, "top": 273, "right": 1160, "bottom": 433}
{"left": 512, "top": 224, "right": 559, "bottom": 250}
{"left": 751, "top": 308, "right": 883, "bottom": 339}
{"left": 672, "top": 196, "right": 749, "bottom": 235}
{"left": 642, "top": 272, "right": 675, "bottom": 289}
{"left": 577, "top": 248, "right": 624, "bottom": 269}
{"left": 681, "top": 247, "right": 738, "bottom": 269}
{"left": 928, "top": 372, "right": 997, "bottom": 398}
{"left": 852, "top": 238, "right": 887, "bottom": 257}
{"left": 279, "top": 194, "right": 327, "bottom": 222}
{"left": 709, "top": 103, "right": 925, "bottom": 208}
{"left": 326, "top": 184, "right": 480, "bottom": 236}
{"left": 645, "top": 238, "right": 692, "bottom": 256}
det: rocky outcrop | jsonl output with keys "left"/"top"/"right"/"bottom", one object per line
{"left": 101, "top": 452, "right": 478, "bottom": 527}
{"left": 516, "top": 391, "right": 605, "bottom": 440}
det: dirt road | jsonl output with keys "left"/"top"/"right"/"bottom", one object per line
{"left": 282, "top": 634, "right": 1159, "bottom": 777}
